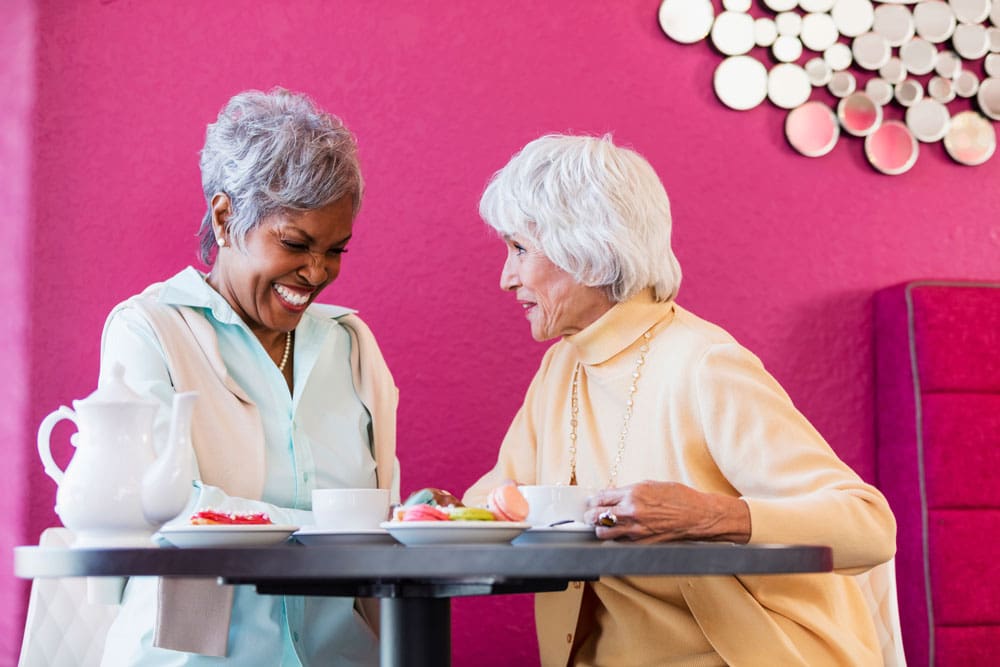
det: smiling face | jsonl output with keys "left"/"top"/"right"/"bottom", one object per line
{"left": 499, "top": 234, "right": 614, "bottom": 341}
{"left": 208, "top": 195, "right": 354, "bottom": 344}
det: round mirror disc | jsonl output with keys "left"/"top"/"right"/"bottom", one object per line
{"left": 839, "top": 91, "right": 883, "bottom": 136}
{"left": 714, "top": 56, "right": 769, "bottom": 110}
{"left": 829, "top": 70, "right": 859, "bottom": 97}
{"left": 832, "top": 0, "right": 875, "bottom": 37}
{"left": 905, "top": 98, "right": 951, "bottom": 141}
{"left": 955, "top": 69, "right": 980, "bottom": 97}
{"left": 866, "top": 77, "right": 895, "bottom": 105}
{"left": 825, "top": 42, "right": 854, "bottom": 71}
{"left": 865, "top": 120, "right": 919, "bottom": 174}
{"left": 785, "top": 101, "right": 840, "bottom": 156}
{"left": 879, "top": 57, "right": 907, "bottom": 83}
{"left": 768, "top": 63, "right": 812, "bottom": 108}
{"left": 800, "top": 0, "right": 835, "bottom": 12}
{"left": 953, "top": 23, "right": 990, "bottom": 59}
{"left": 853, "top": 31, "right": 892, "bottom": 70}
{"left": 928, "top": 75, "right": 957, "bottom": 102}
{"left": 935, "top": 51, "right": 962, "bottom": 78}
{"left": 873, "top": 4, "right": 915, "bottom": 46}
{"left": 900, "top": 38, "right": 938, "bottom": 75}
{"left": 977, "top": 77, "right": 1000, "bottom": 119}
{"left": 989, "top": 27, "right": 1000, "bottom": 52}
{"left": 776, "top": 11, "right": 804, "bottom": 36}
{"left": 712, "top": 11, "right": 757, "bottom": 55}
{"left": 755, "top": 17, "right": 779, "bottom": 46}
{"left": 895, "top": 79, "right": 925, "bottom": 106}
{"left": 943, "top": 111, "right": 997, "bottom": 164}
{"left": 659, "top": 0, "right": 716, "bottom": 43}
{"left": 987, "top": 54, "right": 1000, "bottom": 78}
{"left": 773, "top": 35, "right": 804, "bottom": 62}
{"left": 914, "top": 1, "right": 957, "bottom": 43}
{"left": 949, "top": 0, "right": 990, "bottom": 24}
{"left": 801, "top": 12, "right": 839, "bottom": 51}
{"left": 806, "top": 57, "right": 834, "bottom": 86}
{"left": 764, "top": 0, "right": 798, "bottom": 11}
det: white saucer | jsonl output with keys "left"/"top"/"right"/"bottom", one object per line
{"left": 157, "top": 524, "right": 298, "bottom": 548}
{"left": 380, "top": 521, "right": 530, "bottom": 546}
{"left": 513, "top": 523, "right": 597, "bottom": 545}
{"left": 293, "top": 527, "right": 395, "bottom": 546}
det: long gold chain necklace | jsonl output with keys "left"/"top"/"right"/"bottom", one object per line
{"left": 568, "top": 325, "right": 655, "bottom": 488}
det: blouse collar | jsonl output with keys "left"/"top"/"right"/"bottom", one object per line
{"left": 565, "top": 288, "right": 675, "bottom": 366}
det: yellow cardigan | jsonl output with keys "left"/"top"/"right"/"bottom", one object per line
{"left": 465, "top": 290, "right": 896, "bottom": 667}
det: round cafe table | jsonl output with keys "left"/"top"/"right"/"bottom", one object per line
{"left": 15, "top": 538, "right": 832, "bottom": 667}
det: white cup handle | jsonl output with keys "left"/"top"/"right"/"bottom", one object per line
{"left": 37, "top": 406, "right": 77, "bottom": 484}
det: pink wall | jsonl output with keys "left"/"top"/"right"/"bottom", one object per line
{"left": 10, "top": 0, "right": 1000, "bottom": 664}
{"left": 1, "top": 0, "right": 35, "bottom": 661}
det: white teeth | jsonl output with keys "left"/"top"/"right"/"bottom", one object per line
{"left": 274, "top": 284, "right": 309, "bottom": 306}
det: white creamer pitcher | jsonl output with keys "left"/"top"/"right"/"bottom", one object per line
{"left": 37, "top": 363, "right": 197, "bottom": 547}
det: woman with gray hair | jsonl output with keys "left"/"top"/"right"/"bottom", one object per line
{"left": 99, "top": 88, "right": 396, "bottom": 665}
{"left": 463, "top": 134, "right": 896, "bottom": 666}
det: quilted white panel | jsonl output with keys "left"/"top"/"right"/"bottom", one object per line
{"left": 855, "top": 557, "right": 908, "bottom": 667}
{"left": 18, "top": 528, "right": 119, "bottom": 667}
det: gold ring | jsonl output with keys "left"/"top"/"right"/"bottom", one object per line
{"left": 598, "top": 510, "right": 618, "bottom": 527}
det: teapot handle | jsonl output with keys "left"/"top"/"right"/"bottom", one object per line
{"left": 37, "top": 406, "right": 78, "bottom": 484}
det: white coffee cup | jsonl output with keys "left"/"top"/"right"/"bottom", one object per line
{"left": 312, "top": 488, "right": 390, "bottom": 531}
{"left": 519, "top": 485, "right": 596, "bottom": 526}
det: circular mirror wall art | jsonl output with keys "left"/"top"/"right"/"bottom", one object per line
{"left": 865, "top": 120, "right": 920, "bottom": 174}
{"left": 786, "top": 99, "right": 842, "bottom": 154}
{"left": 658, "top": 0, "right": 1000, "bottom": 173}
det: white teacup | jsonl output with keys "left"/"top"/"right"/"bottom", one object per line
{"left": 519, "top": 485, "right": 596, "bottom": 526}
{"left": 312, "top": 488, "right": 390, "bottom": 531}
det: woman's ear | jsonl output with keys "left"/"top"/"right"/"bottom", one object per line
{"left": 210, "top": 193, "right": 232, "bottom": 245}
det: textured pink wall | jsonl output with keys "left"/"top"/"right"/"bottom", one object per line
{"left": 1, "top": 0, "right": 35, "bottom": 661}
{"left": 13, "top": 0, "right": 1000, "bottom": 664}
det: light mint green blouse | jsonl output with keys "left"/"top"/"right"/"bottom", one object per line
{"left": 100, "top": 267, "right": 379, "bottom": 666}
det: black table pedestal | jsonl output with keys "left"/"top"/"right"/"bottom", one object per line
{"left": 381, "top": 596, "right": 450, "bottom": 667}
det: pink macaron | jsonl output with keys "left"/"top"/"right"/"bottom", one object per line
{"left": 486, "top": 484, "right": 529, "bottom": 522}
{"left": 399, "top": 504, "right": 450, "bottom": 522}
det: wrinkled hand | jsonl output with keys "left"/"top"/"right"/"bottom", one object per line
{"left": 584, "top": 480, "right": 751, "bottom": 544}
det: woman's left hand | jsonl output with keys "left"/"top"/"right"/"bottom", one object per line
{"left": 584, "top": 480, "right": 751, "bottom": 544}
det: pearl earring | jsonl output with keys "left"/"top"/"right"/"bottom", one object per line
{"left": 217, "top": 237, "right": 226, "bottom": 247}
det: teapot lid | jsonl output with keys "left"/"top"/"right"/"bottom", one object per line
{"left": 82, "top": 362, "right": 157, "bottom": 405}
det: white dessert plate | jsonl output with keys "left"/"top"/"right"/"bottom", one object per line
{"left": 157, "top": 524, "right": 298, "bottom": 548}
{"left": 293, "top": 527, "right": 396, "bottom": 546}
{"left": 513, "top": 523, "right": 597, "bottom": 545}
{"left": 380, "top": 521, "right": 530, "bottom": 546}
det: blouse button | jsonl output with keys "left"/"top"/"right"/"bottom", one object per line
{"left": 566, "top": 633, "right": 573, "bottom": 644}
{"left": 572, "top": 581, "right": 582, "bottom": 589}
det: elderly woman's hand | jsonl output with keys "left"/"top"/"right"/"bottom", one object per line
{"left": 584, "top": 480, "right": 751, "bottom": 544}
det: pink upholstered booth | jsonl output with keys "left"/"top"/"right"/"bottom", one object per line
{"left": 875, "top": 281, "right": 1000, "bottom": 666}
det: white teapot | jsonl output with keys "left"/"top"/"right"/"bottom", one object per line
{"left": 37, "top": 363, "right": 197, "bottom": 547}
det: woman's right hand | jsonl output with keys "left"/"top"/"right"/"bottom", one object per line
{"left": 584, "top": 480, "right": 751, "bottom": 544}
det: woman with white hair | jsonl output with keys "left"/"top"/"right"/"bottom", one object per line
{"left": 463, "top": 134, "right": 896, "bottom": 666}
{"left": 99, "top": 88, "right": 396, "bottom": 665}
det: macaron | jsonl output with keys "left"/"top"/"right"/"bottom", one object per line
{"left": 486, "top": 484, "right": 529, "bottom": 522}
{"left": 447, "top": 506, "right": 496, "bottom": 521}
{"left": 402, "top": 487, "right": 462, "bottom": 507}
{"left": 399, "top": 504, "right": 450, "bottom": 522}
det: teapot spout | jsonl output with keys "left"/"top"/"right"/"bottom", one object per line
{"left": 142, "top": 391, "right": 198, "bottom": 525}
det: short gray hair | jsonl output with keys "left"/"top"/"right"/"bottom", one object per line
{"left": 197, "top": 87, "right": 363, "bottom": 264}
{"left": 479, "top": 134, "right": 682, "bottom": 303}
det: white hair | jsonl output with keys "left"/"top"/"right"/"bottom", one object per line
{"left": 197, "top": 87, "right": 363, "bottom": 264}
{"left": 479, "top": 134, "right": 682, "bottom": 303}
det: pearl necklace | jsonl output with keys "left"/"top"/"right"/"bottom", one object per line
{"left": 277, "top": 330, "right": 293, "bottom": 372}
{"left": 568, "top": 325, "right": 655, "bottom": 488}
